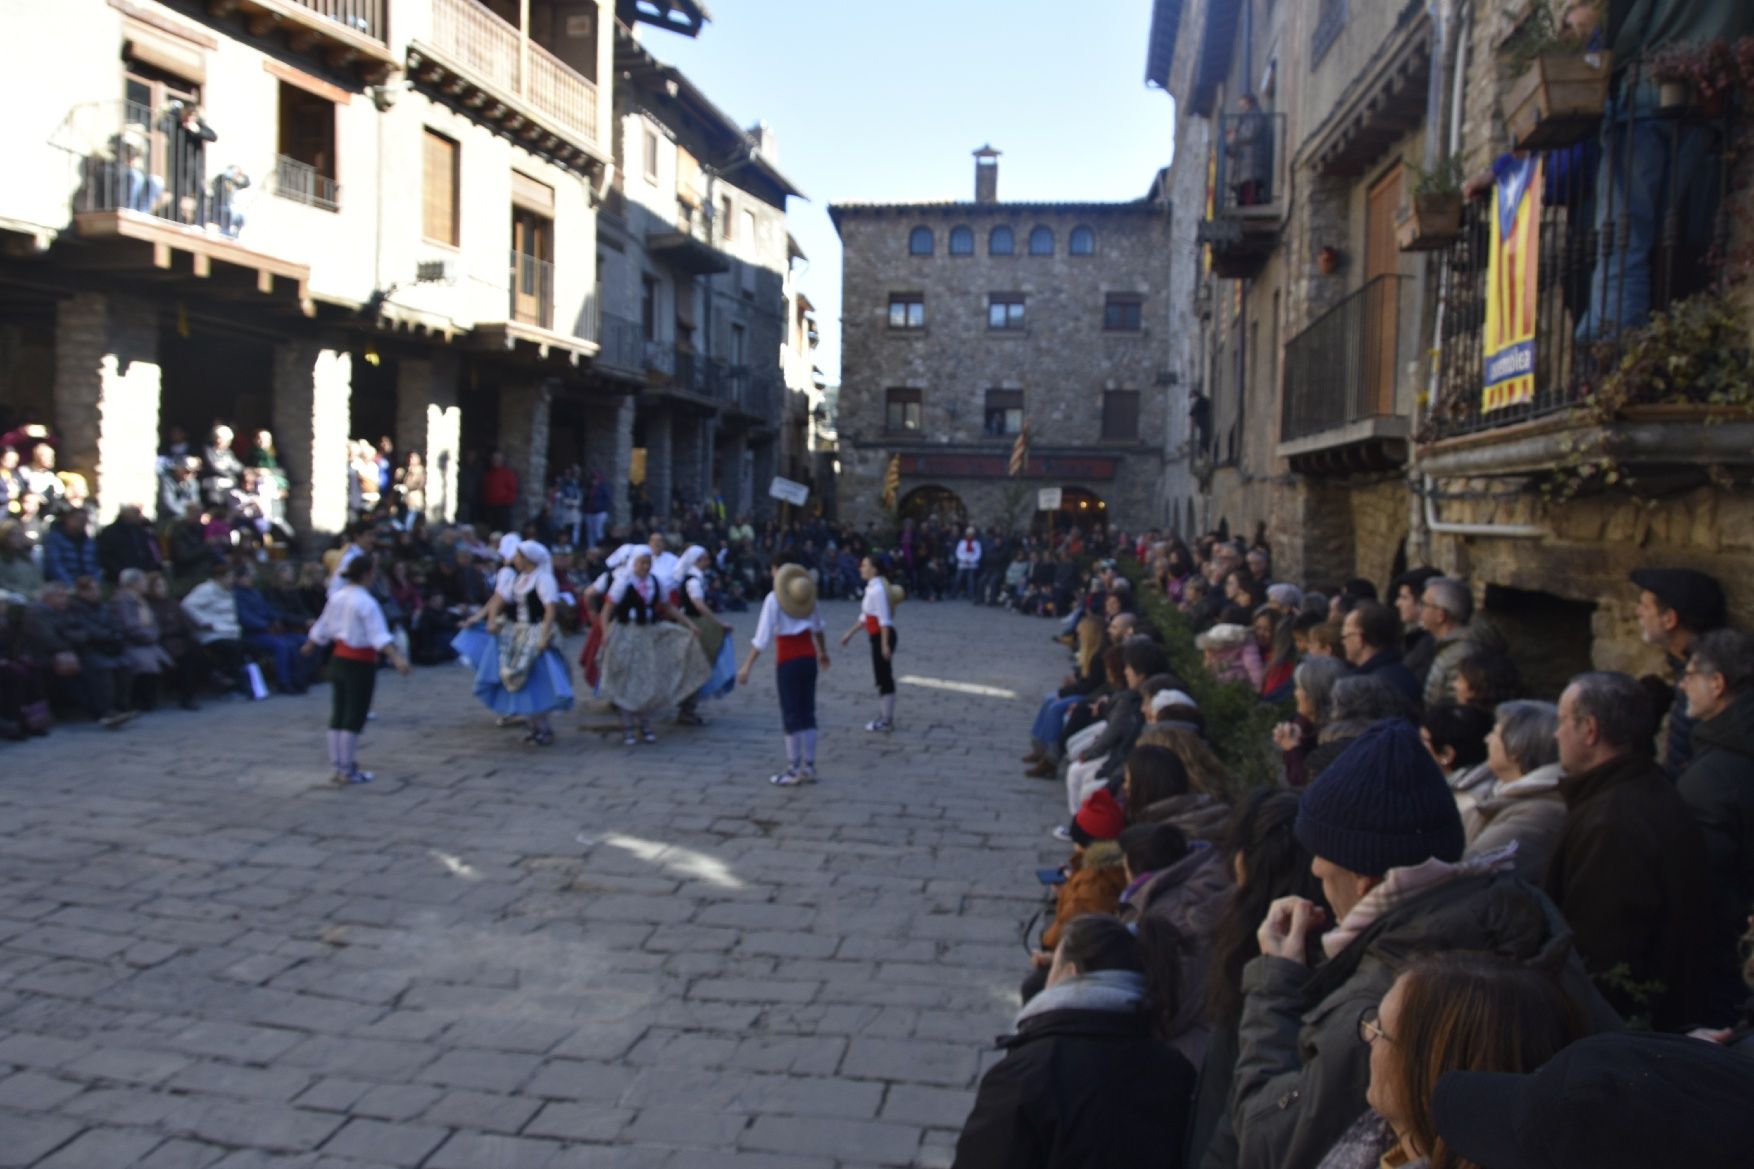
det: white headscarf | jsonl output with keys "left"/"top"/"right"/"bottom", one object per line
{"left": 512, "top": 540, "right": 556, "bottom": 596}
{"left": 606, "top": 543, "right": 641, "bottom": 571}
{"left": 497, "top": 533, "right": 521, "bottom": 563}
{"left": 680, "top": 545, "right": 709, "bottom": 575}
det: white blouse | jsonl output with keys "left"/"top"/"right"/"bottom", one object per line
{"left": 497, "top": 569, "right": 558, "bottom": 607}
{"left": 750, "top": 592, "right": 824, "bottom": 651}
{"left": 607, "top": 571, "right": 658, "bottom": 607}
{"left": 861, "top": 578, "right": 894, "bottom": 628}
{"left": 308, "top": 584, "right": 393, "bottom": 651}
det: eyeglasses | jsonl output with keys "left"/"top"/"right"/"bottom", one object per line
{"left": 1358, "top": 1005, "right": 1393, "bottom": 1047}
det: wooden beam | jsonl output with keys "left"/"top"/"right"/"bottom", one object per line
{"left": 258, "top": 270, "right": 274, "bottom": 294}
{"left": 192, "top": 253, "right": 210, "bottom": 278}
{"left": 153, "top": 241, "right": 172, "bottom": 270}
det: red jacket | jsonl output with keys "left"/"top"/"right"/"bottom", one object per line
{"left": 482, "top": 466, "right": 519, "bottom": 507}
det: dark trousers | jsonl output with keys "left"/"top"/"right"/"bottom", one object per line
{"left": 869, "top": 628, "right": 897, "bottom": 696}
{"left": 250, "top": 632, "right": 316, "bottom": 692}
{"left": 198, "top": 638, "right": 247, "bottom": 692}
{"left": 329, "top": 658, "right": 376, "bottom": 733}
{"left": 776, "top": 656, "right": 817, "bottom": 733}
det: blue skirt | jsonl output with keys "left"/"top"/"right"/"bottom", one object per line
{"left": 698, "top": 636, "right": 737, "bottom": 702}
{"left": 451, "top": 628, "right": 576, "bottom": 717}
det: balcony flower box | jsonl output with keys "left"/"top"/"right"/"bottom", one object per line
{"left": 1505, "top": 51, "right": 1612, "bottom": 150}
{"left": 1396, "top": 193, "right": 1464, "bottom": 252}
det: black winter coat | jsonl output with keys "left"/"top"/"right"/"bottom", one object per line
{"left": 1678, "top": 692, "right": 1754, "bottom": 1006}
{"left": 952, "top": 1007, "right": 1195, "bottom": 1169}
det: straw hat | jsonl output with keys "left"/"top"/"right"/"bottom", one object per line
{"left": 886, "top": 581, "right": 906, "bottom": 609}
{"left": 774, "top": 563, "right": 817, "bottom": 619}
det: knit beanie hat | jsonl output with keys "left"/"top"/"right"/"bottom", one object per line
{"left": 1295, "top": 719, "right": 1465, "bottom": 877}
{"left": 1072, "top": 789, "right": 1128, "bottom": 846}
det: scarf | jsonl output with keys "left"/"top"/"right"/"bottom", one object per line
{"left": 1014, "top": 969, "right": 1148, "bottom": 1028}
{"left": 1321, "top": 844, "right": 1519, "bottom": 959}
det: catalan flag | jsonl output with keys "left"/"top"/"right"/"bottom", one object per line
{"left": 882, "top": 452, "right": 901, "bottom": 511}
{"left": 1009, "top": 421, "right": 1031, "bottom": 477}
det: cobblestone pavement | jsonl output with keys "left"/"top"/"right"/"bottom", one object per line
{"left": 0, "top": 599, "right": 1070, "bottom": 1168}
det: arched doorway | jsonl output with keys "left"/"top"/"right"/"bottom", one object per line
{"left": 1035, "top": 485, "right": 1107, "bottom": 534}
{"left": 898, "top": 484, "right": 966, "bottom": 528}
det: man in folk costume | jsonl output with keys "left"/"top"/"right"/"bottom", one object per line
{"left": 302, "top": 554, "right": 410, "bottom": 783}
{"left": 738, "top": 553, "right": 830, "bottom": 786}
{"left": 599, "top": 548, "right": 707, "bottom": 746}
{"left": 674, "top": 545, "right": 735, "bottom": 726}
{"left": 839, "top": 555, "right": 902, "bottom": 733}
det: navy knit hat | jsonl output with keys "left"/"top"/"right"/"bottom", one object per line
{"left": 1295, "top": 719, "right": 1465, "bottom": 877}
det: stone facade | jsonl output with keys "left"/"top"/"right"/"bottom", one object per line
{"left": 52, "top": 292, "right": 162, "bottom": 526}
{"left": 830, "top": 180, "right": 1174, "bottom": 532}
{"left": 271, "top": 340, "right": 353, "bottom": 536}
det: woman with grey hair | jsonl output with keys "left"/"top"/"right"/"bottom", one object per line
{"left": 1302, "top": 674, "right": 1413, "bottom": 783}
{"left": 1273, "top": 655, "right": 1349, "bottom": 787}
{"left": 1466, "top": 699, "right": 1566, "bottom": 880}
{"left": 111, "top": 567, "right": 172, "bottom": 710}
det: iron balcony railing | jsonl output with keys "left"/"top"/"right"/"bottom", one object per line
{"left": 283, "top": 0, "right": 386, "bottom": 42}
{"left": 1426, "top": 71, "right": 1739, "bottom": 441}
{"left": 273, "top": 155, "right": 339, "bottom": 212}
{"left": 510, "top": 249, "right": 554, "bottom": 330}
{"left": 1282, "top": 275, "right": 1408, "bottom": 443}
{"left": 69, "top": 101, "right": 259, "bottom": 236}
{"left": 598, "top": 311, "right": 643, "bottom": 372}
{"left": 1214, "top": 110, "right": 1287, "bottom": 218}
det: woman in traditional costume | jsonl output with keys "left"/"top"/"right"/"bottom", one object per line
{"left": 578, "top": 542, "right": 640, "bottom": 692}
{"left": 839, "top": 555, "right": 900, "bottom": 734}
{"left": 599, "top": 548, "right": 709, "bottom": 745}
{"left": 454, "top": 540, "right": 574, "bottom": 745}
{"left": 674, "top": 544, "right": 736, "bottom": 725}
{"left": 453, "top": 533, "right": 525, "bottom": 726}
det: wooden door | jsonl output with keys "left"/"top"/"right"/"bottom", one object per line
{"left": 1364, "top": 165, "right": 1403, "bottom": 416}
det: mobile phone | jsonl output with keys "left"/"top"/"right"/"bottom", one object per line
{"left": 1036, "top": 867, "right": 1067, "bottom": 886}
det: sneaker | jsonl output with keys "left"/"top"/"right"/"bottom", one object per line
{"left": 770, "top": 767, "right": 816, "bottom": 787}
{"left": 640, "top": 727, "right": 658, "bottom": 745}
{"left": 623, "top": 731, "right": 638, "bottom": 747}
{"left": 1051, "top": 825, "right": 1073, "bottom": 843}
{"left": 331, "top": 767, "right": 374, "bottom": 785}
{"left": 865, "top": 719, "right": 893, "bottom": 733}
{"left": 798, "top": 764, "right": 818, "bottom": 783}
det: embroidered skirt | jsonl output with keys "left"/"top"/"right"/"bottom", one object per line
{"left": 451, "top": 626, "right": 575, "bottom": 717}
{"left": 600, "top": 621, "right": 712, "bottom": 716}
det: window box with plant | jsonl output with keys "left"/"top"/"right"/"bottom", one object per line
{"left": 1646, "top": 39, "right": 1753, "bottom": 116}
{"left": 1397, "top": 155, "right": 1466, "bottom": 252}
{"left": 1501, "top": 2, "right": 1611, "bottom": 151}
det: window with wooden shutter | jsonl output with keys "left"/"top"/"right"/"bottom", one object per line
{"left": 422, "top": 130, "right": 459, "bottom": 246}
{"left": 1102, "top": 390, "right": 1141, "bottom": 441}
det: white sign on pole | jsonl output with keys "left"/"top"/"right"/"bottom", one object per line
{"left": 768, "top": 476, "right": 810, "bottom": 506}
{"left": 1037, "top": 487, "right": 1063, "bottom": 511}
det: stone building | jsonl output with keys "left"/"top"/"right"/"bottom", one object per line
{"left": 1145, "top": 0, "right": 1754, "bottom": 675}
{"left": 829, "top": 151, "right": 1178, "bottom": 532}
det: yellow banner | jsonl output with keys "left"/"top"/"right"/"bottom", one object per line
{"left": 1483, "top": 157, "right": 1542, "bottom": 413}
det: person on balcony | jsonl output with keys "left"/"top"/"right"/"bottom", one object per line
{"left": 1226, "top": 94, "right": 1272, "bottom": 209}
{"left": 163, "top": 101, "right": 216, "bottom": 226}
{"left": 212, "top": 165, "right": 249, "bottom": 239}
{"left": 117, "top": 124, "right": 161, "bottom": 214}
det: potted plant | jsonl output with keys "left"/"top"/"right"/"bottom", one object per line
{"left": 1397, "top": 155, "right": 1467, "bottom": 251}
{"left": 1501, "top": 2, "right": 1611, "bottom": 149}
{"left": 1646, "top": 40, "right": 1742, "bottom": 116}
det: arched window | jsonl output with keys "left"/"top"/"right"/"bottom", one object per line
{"left": 989, "top": 225, "right": 1015, "bottom": 255}
{"left": 1028, "top": 226, "right": 1055, "bottom": 255}
{"left": 1069, "top": 225, "right": 1096, "bottom": 255}
{"left": 908, "top": 226, "right": 934, "bottom": 255}
{"left": 948, "top": 225, "right": 974, "bottom": 256}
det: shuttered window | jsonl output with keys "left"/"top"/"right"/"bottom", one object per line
{"left": 1102, "top": 391, "right": 1141, "bottom": 441}
{"left": 422, "top": 130, "right": 459, "bottom": 246}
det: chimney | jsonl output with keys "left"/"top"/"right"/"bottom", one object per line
{"left": 747, "top": 121, "right": 778, "bottom": 165}
{"left": 974, "top": 144, "right": 1001, "bottom": 204}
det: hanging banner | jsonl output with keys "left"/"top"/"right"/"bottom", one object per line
{"left": 1482, "top": 156, "right": 1543, "bottom": 413}
{"left": 1037, "top": 487, "right": 1063, "bottom": 511}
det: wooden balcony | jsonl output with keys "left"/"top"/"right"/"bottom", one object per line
{"left": 409, "top": 0, "right": 604, "bottom": 174}
{"left": 204, "top": 0, "right": 399, "bottom": 81}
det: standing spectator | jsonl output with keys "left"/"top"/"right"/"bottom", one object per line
{"left": 1674, "top": 628, "right": 1754, "bottom": 1017}
{"left": 0, "top": 446, "right": 22, "bottom": 517}
{"left": 1632, "top": 567, "right": 1727, "bottom": 775}
{"left": 96, "top": 504, "right": 162, "bottom": 582}
{"left": 1418, "top": 577, "right": 1504, "bottom": 710}
{"left": 583, "top": 469, "right": 611, "bottom": 548}
{"left": 1230, "top": 719, "right": 1614, "bottom": 1169}
{"left": 1547, "top": 670, "right": 1718, "bottom": 1030}
{"left": 1391, "top": 566, "right": 1443, "bottom": 681}
{"left": 554, "top": 465, "right": 583, "bottom": 547}
{"left": 1225, "top": 94, "right": 1272, "bottom": 207}
{"left": 42, "top": 509, "right": 101, "bottom": 585}
{"left": 164, "top": 100, "right": 216, "bottom": 224}
{"left": 481, "top": 450, "right": 519, "bottom": 533}
{"left": 1465, "top": 700, "right": 1567, "bottom": 881}
{"left": 1340, "top": 601, "right": 1423, "bottom": 710}
{"left": 398, "top": 451, "right": 426, "bottom": 530}
{"left": 201, "top": 424, "right": 243, "bottom": 509}
{"left": 158, "top": 456, "right": 200, "bottom": 527}
{"left": 952, "top": 526, "right": 982, "bottom": 600}
{"left": 181, "top": 560, "right": 248, "bottom": 695}
{"left": 167, "top": 503, "right": 212, "bottom": 582}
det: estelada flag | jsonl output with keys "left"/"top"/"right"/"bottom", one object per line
{"left": 1483, "top": 156, "right": 1542, "bottom": 413}
{"left": 1009, "top": 421, "right": 1031, "bottom": 477}
{"left": 882, "top": 452, "right": 901, "bottom": 511}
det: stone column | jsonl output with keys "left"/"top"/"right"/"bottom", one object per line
{"left": 272, "top": 339, "right": 352, "bottom": 538}
{"left": 53, "top": 292, "right": 161, "bottom": 525}
{"left": 498, "top": 379, "right": 554, "bottom": 526}
{"left": 396, "top": 354, "right": 461, "bottom": 522}
{"left": 582, "top": 394, "right": 635, "bottom": 528}
{"left": 719, "top": 430, "right": 748, "bottom": 520}
{"left": 750, "top": 436, "right": 777, "bottom": 520}
{"left": 643, "top": 406, "right": 672, "bottom": 526}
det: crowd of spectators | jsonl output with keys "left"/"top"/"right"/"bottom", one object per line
{"left": 953, "top": 531, "right": 1754, "bottom": 1169}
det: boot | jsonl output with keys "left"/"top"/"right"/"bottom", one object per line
{"left": 1026, "top": 757, "right": 1057, "bottom": 779}
{"left": 1021, "top": 746, "right": 1044, "bottom": 763}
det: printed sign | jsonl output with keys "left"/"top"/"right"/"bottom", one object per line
{"left": 1037, "top": 487, "right": 1063, "bottom": 511}
{"left": 768, "top": 476, "right": 809, "bottom": 506}
{"left": 1483, "top": 156, "right": 1543, "bottom": 413}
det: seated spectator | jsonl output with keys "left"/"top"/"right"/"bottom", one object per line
{"left": 1059, "top": 640, "right": 1167, "bottom": 813}
{"left": 263, "top": 563, "right": 315, "bottom": 626}
{"left": 1420, "top": 701, "right": 1495, "bottom": 811}
{"left": 167, "top": 503, "right": 212, "bottom": 582}
{"left": 1548, "top": 670, "right": 1720, "bottom": 1030}
{"left": 42, "top": 509, "right": 100, "bottom": 585}
{"left": 0, "top": 519, "right": 42, "bottom": 599}
{"left": 144, "top": 571, "right": 202, "bottom": 710}
{"left": 181, "top": 559, "right": 247, "bottom": 695}
{"left": 21, "top": 580, "right": 134, "bottom": 728}
{"left": 0, "top": 593, "right": 50, "bottom": 738}
{"left": 1186, "top": 791, "right": 1327, "bottom": 1169}
{"left": 1451, "top": 649, "right": 1522, "bottom": 711}
{"left": 1304, "top": 675, "right": 1411, "bottom": 783}
{"left": 1196, "top": 623, "right": 1261, "bottom": 688}
{"left": 1342, "top": 601, "right": 1423, "bottom": 710}
{"left": 1466, "top": 700, "right": 1566, "bottom": 880}
{"left": 1116, "top": 821, "right": 1229, "bottom": 1065}
{"left": 1319, "top": 952, "right": 1583, "bottom": 1169}
{"left": 952, "top": 915, "right": 1196, "bottom": 1169}
{"left": 295, "top": 560, "right": 329, "bottom": 617}
{"left": 1419, "top": 577, "right": 1505, "bottom": 710}
{"left": 96, "top": 504, "right": 162, "bottom": 582}
{"left": 1026, "top": 811, "right": 1130, "bottom": 999}
{"left": 1674, "top": 628, "right": 1754, "bottom": 1018}
{"left": 1274, "top": 655, "right": 1349, "bottom": 788}
{"left": 1231, "top": 720, "right": 1616, "bottom": 1169}
{"left": 1256, "top": 608, "right": 1297, "bottom": 703}
{"left": 1130, "top": 731, "right": 1232, "bottom": 842}
{"left": 234, "top": 562, "right": 316, "bottom": 694}
{"left": 1433, "top": 1032, "right": 1754, "bottom": 1169}
{"left": 110, "top": 568, "right": 173, "bottom": 711}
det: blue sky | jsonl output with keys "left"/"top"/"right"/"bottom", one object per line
{"left": 644, "top": 0, "right": 1177, "bottom": 386}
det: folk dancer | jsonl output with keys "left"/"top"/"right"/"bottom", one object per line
{"left": 598, "top": 548, "right": 707, "bottom": 745}
{"left": 454, "top": 541, "right": 574, "bottom": 745}
{"left": 301, "top": 554, "right": 410, "bottom": 784}
{"left": 840, "top": 555, "right": 900, "bottom": 733}
{"left": 738, "top": 554, "right": 830, "bottom": 786}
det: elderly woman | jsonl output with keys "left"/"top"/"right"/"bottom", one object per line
{"left": 111, "top": 568, "right": 173, "bottom": 710}
{"left": 1463, "top": 700, "right": 1566, "bottom": 880}
{"left": 1302, "top": 674, "right": 1410, "bottom": 783}
{"left": 1273, "top": 654, "right": 1349, "bottom": 788}
{"left": 142, "top": 572, "right": 202, "bottom": 709}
